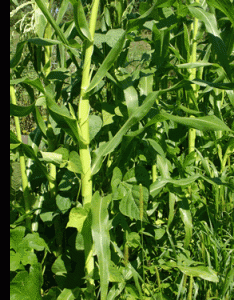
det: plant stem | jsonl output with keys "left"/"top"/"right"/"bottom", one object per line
{"left": 78, "top": 0, "right": 100, "bottom": 294}
{"left": 188, "top": 0, "right": 199, "bottom": 154}
{"left": 10, "top": 85, "right": 31, "bottom": 231}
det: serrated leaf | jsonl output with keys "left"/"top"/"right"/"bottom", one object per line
{"left": 119, "top": 184, "right": 149, "bottom": 222}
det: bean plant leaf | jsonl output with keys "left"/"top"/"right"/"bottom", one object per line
{"left": 67, "top": 207, "right": 88, "bottom": 232}
{"left": 91, "top": 192, "right": 111, "bottom": 300}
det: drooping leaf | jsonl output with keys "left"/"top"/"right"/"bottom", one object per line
{"left": 91, "top": 91, "right": 160, "bottom": 175}
{"left": 44, "top": 85, "right": 80, "bottom": 144}
{"left": 177, "top": 265, "right": 219, "bottom": 283}
{"left": 10, "top": 102, "right": 35, "bottom": 117}
{"left": 188, "top": 5, "right": 232, "bottom": 80}
{"left": 91, "top": 192, "right": 111, "bottom": 300}
{"left": 86, "top": 32, "right": 126, "bottom": 93}
{"left": 160, "top": 111, "right": 232, "bottom": 132}
{"left": 69, "top": 0, "right": 92, "bottom": 41}
{"left": 34, "top": 0, "right": 69, "bottom": 45}
{"left": 206, "top": 0, "right": 234, "bottom": 28}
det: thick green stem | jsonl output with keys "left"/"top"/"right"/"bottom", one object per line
{"left": 11, "top": 85, "right": 31, "bottom": 231}
{"left": 188, "top": 0, "right": 199, "bottom": 154}
{"left": 78, "top": 0, "right": 100, "bottom": 294}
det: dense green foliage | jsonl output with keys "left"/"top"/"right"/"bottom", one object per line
{"left": 10, "top": 0, "right": 234, "bottom": 299}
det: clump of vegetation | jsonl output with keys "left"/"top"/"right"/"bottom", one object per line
{"left": 10, "top": 1, "right": 234, "bottom": 299}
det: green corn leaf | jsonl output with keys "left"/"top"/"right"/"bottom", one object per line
{"left": 91, "top": 192, "right": 111, "bottom": 300}
{"left": 188, "top": 5, "right": 232, "bottom": 81}
{"left": 177, "top": 265, "right": 219, "bottom": 283}
{"left": 91, "top": 91, "right": 159, "bottom": 175}
{"left": 10, "top": 41, "right": 26, "bottom": 69}
{"left": 206, "top": 0, "right": 234, "bottom": 28}
{"left": 86, "top": 32, "right": 126, "bottom": 93}
{"left": 44, "top": 85, "right": 80, "bottom": 144}
{"left": 34, "top": 0, "right": 69, "bottom": 45}
{"left": 10, "top": 102, "right": 35, "bottom": 117}
{"left": 150, "top": 175, "right": 200, "bottom": 198}
{"left": 69, "top": 0, "right": 92, "bottom": 41}
{"left": 124, "top": 86, "right": 139, "bottom": 116}
{"left": 178, "top": 197, "right": 193, "bottom": 249}
{"left": 28, "top": 37, "right": 62, "bottom": 46}
{"left": 160, "top": 111, "right": 232, "bottom": 132}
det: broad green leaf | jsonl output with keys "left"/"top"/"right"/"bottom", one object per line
{"left": 177, "top": 265, "right": 219, "bottom": 283}
{"left": 119, "top": 184, "right": 149, "bottom": 222}
{"left": 10, "top": 102, "right": 35, "bottom": 117}
{"left": 89, "top": 115, "right": 103, "bottom": 141}
{"left": 56, "top": 195, "right": 71, "bottom": 214}
{"left": 39, "top": 151, "right": 63, "bottom": 165}
{"left": 67, "top": 151, "right": 83, "bottom": 174}
{"left": 67, "top": 207, "right": 88, "bottom": 232}
{"left": 91, "top": 91, "right": 160, "bottom": 175}
{"left": 10, "top": 263, "right": 43, "bottom": 300}
{"left": 91, "top": 192, "right": 111, "bottom": 300}
{"left": 69, "top": 0, "right": 92, "bottom": 41}
{"left": 147, "top": 138, "right": 165, "bottom": 158}
{"left": 160, "top": 111, "right": 232, "bottom": 132}
{"left": 188, "top": 5, "right": 232, "bottom": 80}
{"left": 57, "top": 288, "right": 81, "bottom": 300}
{"left": 86, "top": 32, "right": 126, "bottom": 93}
{"left": 23, "top": 232, "right": 49, "bottom": 251}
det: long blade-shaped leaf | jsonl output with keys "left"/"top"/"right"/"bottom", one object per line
{"left": 91, "top": 91, "right": 159, "bottom": 175}
{"left": 69, "top": 0, "right": 91, "bottom": 41}
{"left": 34, "top": 0, "right": 69, "bottom": 45}
{"left": 207, "top": 0, "right": 234, "bottom": 28}
{"left": 91, "top": 192, "right": 111, "bottom": 300}
{"left": 86, "top": 32, "right": 126, "bottom": 93}
{"left": 188, "top": 5, "right": 232, "bottom": 80}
